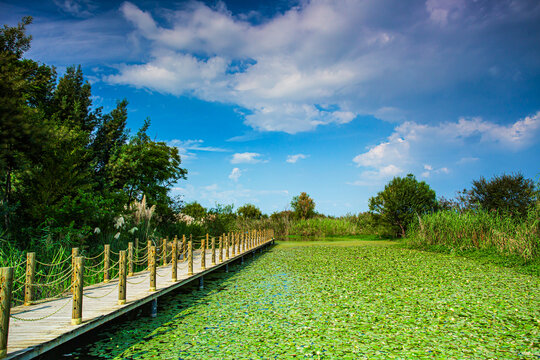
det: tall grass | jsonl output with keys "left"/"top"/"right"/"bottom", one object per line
{"left": 289, "top": 217, "right": 359, "bottom": 237}
{"left": 407, "top": 206, "right": 540, "bottom": 260}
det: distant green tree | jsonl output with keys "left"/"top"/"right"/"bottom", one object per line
{"left": 181, "top": 202, "right": 207, "bottom": 219}
{"left": 466, "top": 173, "right": 536, "bottom": 217}
{"left": 291, "top": 192, "right": 316, "bottom": 219}
{"left": 237, "top": 203, "right": 262, "bottom": 219}
{"left": 369, "top": 174, "right": 437, "bottom": 237}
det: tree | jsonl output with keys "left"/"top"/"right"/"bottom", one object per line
{"left": 181, "top": 202, "right": 207, "bottom": 219}
{"left": 291, "top": 192, "right": 316, "bottom": 219}
{"left": 237, "top": 203, "right": 262, "bottom": 219}
{"left": 369, "top": 174, "right": 437, "bottom": 237}
{"left": 108, "top": 119, "right": 187, "bottom": 207}
{"left": 467, "top": 173, "right": 536, "bottom": 217}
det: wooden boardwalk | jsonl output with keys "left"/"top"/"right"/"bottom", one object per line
{"left": 4, "top": 237, "right": 274, "bottom": 360}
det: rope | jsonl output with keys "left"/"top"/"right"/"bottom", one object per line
{"left": 84, "top": 266, "right": 105, "bottom": 275}
{"left": 37, "top": 266, "right": 72, "bottom": 282}
{"left": 11, "top": 259, "right": 27, "bottom": 269}
{"left": 13, "top": 272, "right": 27, "bottom": 285}
{"left": 83, "top": 283, "right": 118, "bottom": 299}
{"left": 84, "top": 259, "right": 105, "bottom": 270}
{"left": 127, "top": 273, "right": 150, "bottom": 285}
{"left": 83, "top": 250, "right": 105, "bottom": 260}
{"left": 12, "top": 283, "right": 25, "bottom": 295}
{"left": 10, "top": 297, "right": 71, "bottom": 322}
{"left": 36, "top": 254, "right": 72, "bottom": 267}
{"left": 37, "top": 269, "right": 72, "bottom": 287}
{"left": 155, "top": 270, "right": 169, "bottom": 278}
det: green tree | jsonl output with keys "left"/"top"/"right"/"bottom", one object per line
{"left": 0, "top": 16, "right": 56, "bottom": 231}
{"left": 369, "top": 174, "right": 437, "bottom": 237}
{"left": 108, "top": 119, "right": 187, "bottom": 207}
{"left": 237, "top": 203, "right": 262, "bottom": 219}
{"left": 466, "top": 173, "right": 536, "bottom": 217}
{"left": 291, "top": 192, "right": 316, "bottom": 219}
{"left": 182, "top": 201, "right": 207, "bottom": 219}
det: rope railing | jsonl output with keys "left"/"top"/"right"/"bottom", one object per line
{"left": 0, "top": 229, "right": 275, "bottom": 357}
{"left": 82, "top": 250, "right": 105, "bottom": 261}
{"left": 36, "top": 254, "right": 72, "bottom": 267}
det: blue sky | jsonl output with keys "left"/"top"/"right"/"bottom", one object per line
{"left": 2, "top": 0, "right": 540, "bottom": 215}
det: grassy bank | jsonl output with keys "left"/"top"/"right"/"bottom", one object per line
{"left": 407, "top": 208, "right": 539, "bottom": 259}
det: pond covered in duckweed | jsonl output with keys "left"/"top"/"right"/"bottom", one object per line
{"left": 65, "top": 240, "right": 539, "bottom": 359}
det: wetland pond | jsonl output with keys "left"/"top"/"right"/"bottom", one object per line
{"left": 63, "top": 240, "right": 539, "bottom": 359}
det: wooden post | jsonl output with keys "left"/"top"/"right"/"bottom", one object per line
{"left": 128, "top": 242, "right": 133, "bottom": 277}
{"left": 225, "top": 235, "right": 230, "bottom": 259}
{"left": 135, "top": 237, "right": 139, "bottom": 263}
{"left": 149, "top": 246, "right": 156, "bottom": 292}
{"left": 171, "top": 238, "right": 177, "bottom": 282}
{"left": 211, "top": 237, "right": 216, "bottom": 265}
{"left": 118, "top": 250, "right": 126, "bottom": 305}
{"left": 182, "top": 235, "right": 186, "bottom": 261}
{"left": 24, "top": 252, "right": 35, "bottom": 306}
{"left": 187, "top": 241, "right": 193, "bottom": 275}
{"left": 218, "top": 236, "right": 223, "bottom": 263}
{"left": 201, "top": 236, "right": 206, "bottom": 271}
{"left": 237, "top": 232, "right": 241, "bottom": 254}
{"left": 231, "top": 233, "right": 235, "bottom": 256}
{"left": 103, "top": 244, "right": 110, "bottom": 283}
{"left": 147, "top": 240, "right": 152, "bottom": 270}
{"left": 71, "top": 257, "right": 84, "bottom": 325}
{"left": 71, "top": 247, "right": 79, "bottom": 293}
{"left": 162, "top": 238, "right": 167, "bottom": 266}
{"left": 0, "top": 267, "right": 13, "bottom": 359}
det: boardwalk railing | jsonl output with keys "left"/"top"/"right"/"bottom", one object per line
{"left": 0, "top": 229, "right": 274, "bottom": 358}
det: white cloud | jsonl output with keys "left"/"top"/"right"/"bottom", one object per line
{"left": 286, "top": 154, "right": 308, "bottom": 163}
{"left": 54, "top": 0, "right": 97, "bottom": 17}
{"left": 351, "top": 112, "right": 540, "bottom": 184}
{"left": 353, "top": 136, "right": 409, "bottom": 168}
{"left": 104, "top": 1, "right": 400, "bottom": 133}
{"left": 231, "top": 152, "right": 262, "bottom": 164}
{"left": 168, "top": 139, "right": 228, "bottom": 162}
{"left": 228, "top": 168, "right": 242, "bottom": 181}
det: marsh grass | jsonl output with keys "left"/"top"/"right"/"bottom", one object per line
{"left": 407, "top": 207, "right": 540, "bottom": 260}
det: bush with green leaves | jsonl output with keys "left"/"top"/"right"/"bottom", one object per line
{"left": 462, "top": 172, "right": 537, "bottom": 217}
{"left": 369, "top": 174, "right": 437, "bottom": 237}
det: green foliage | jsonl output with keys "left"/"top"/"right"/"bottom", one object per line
{"left": 181, "top": 201, "right": 207, "bottom": 219}
{"left": 466, "top": 172, "right": 537, "bottom": 217}
{"left": 290, "top": 192, "right": 316, "bottom": 219}
{"left": 369, "top": 174, "right": 437, "bottom": 237}
{"left": 0, "top": 18, "right": 187, "bottom": 255}
{"left": 236, "top": 203, "right": 262, "bottom": 219}
{"left": 71, "top": 242, "right": 539, "bottom": 359}
{"left": 206, "top": 203, "right": 236, "bottom": 235}
{"left": 407, "top": 204, "right": 540, "bottom": 260}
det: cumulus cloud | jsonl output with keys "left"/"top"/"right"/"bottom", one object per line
{"left": 104, "top": 0, "right": 540, "bottom": 133}
{"left": 286, "top": 154, "right": 308, "bottom": 163}
{"left": 231, "top": 152, "right": 262, "bottom": 164}
{"left": 351, "top": 111, "right": 540, "bottom": 184}
{"left": 228, "top": 167, "right": 242, "bottom": 181}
